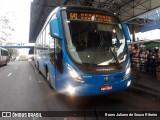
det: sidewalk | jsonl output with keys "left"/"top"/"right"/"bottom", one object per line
{"left": 130, "top": 68, "right": 160, "bottom": 97}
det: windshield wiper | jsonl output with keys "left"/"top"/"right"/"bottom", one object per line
{"left": 87, "top": 38, "right": 104, "bottom": 70}
{"left": 109, "top": 47, "right": 122, "bottom": 69}
{"left": 88, "top": 31, "right": 122, "bottom": 70}
{"left": 99, "top": 31, "right": 122, "bottom": 69}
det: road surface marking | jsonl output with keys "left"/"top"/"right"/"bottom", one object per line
{"left": 8, "top": 73, "right": 12, "bottom": 76}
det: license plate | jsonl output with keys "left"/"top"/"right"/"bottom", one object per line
{"left": 101, "top": 85, "right": 112, "bottom": 91}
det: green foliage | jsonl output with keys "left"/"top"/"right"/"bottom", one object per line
{"left": 19, "top": 55, "right": 28, "bottom": 61}
{"left": 144, "top": 41, "right": 160, "bottom": 49}
{"left": 0, "top": 16, "right": 14, "bottom": 44}
{"left": 7, "top": 48, "right": 19, "bottom": 57}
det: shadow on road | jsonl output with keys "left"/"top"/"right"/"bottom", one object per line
{"left": 54, "top": 91, "right": 127, "bottom": 110}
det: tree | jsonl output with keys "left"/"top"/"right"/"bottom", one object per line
{"left": 0, "top": 16, "right": 14, "bottom": 45}
{"left": 7, "top": 48, "right": 19, "bottom": 58}
{"left": 19, "top": 55, "right": 28, "bottom": 61}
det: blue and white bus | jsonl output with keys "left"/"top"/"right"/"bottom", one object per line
{"left": 34, "top": 6, "right": 131, "bottom": 96}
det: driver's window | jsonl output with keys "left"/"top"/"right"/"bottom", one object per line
{"left": 48, "top": 38, "right": 55, "bottom": 62}
{"left": 55, "top": 38, "right": 62, "bottom": 54}
{"left": 49, "top": 38, "right": 55, "bottom": 52}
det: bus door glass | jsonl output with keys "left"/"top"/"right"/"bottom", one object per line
{"left": 49, "top": 37, "right": 63, "bottom": 73}
{"left": 49, "top": 37, "right": 55, "bottom": 63}
{"left": 54, "top": 38, "right": 63, "bottom": 73}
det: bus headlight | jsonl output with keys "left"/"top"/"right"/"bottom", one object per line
{"left": 67, "top": 85, "right": 75, "bottom": 94}
{"left": 124, "top": 65, "right": 131, "bottom": 79}
{"left": 66, "top": 63, "right": 85, "bottom": 83}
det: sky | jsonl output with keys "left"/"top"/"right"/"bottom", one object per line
{"left": 135, "top": 29, "right": 160, "bottom": 41}
{"left": 0, "top": 0, "right": 33, "bottom": 55}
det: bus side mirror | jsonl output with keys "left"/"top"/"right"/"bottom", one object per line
{"left": 50, "top": 18, "right": 62, "bottom": 39}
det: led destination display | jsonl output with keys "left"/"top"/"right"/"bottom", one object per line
{"left": 67, "top": 12, "right": 113, "bottom": 23}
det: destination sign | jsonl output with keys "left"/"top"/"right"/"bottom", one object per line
{"left": 67, "top": 12, "right": 113, "bottom": 23}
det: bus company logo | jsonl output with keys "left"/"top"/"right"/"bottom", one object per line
{"left": 104, "top": 77, "right": 109, "bottom": 82}
{"left": 82, "top": 76, "right": 92, "bottom": 78}
{"left": 96, "top": 68, "right": 114, "bottom": 72}
{"left": 2, "top": 112, "right": 11, "bottom": 117}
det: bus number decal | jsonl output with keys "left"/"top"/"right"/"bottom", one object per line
{"left": 70, "top": 13, "right": 77, "bottom": 20}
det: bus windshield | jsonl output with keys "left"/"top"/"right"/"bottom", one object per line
{"left": 62, "top": 11, "right": 128, "bottom": 66}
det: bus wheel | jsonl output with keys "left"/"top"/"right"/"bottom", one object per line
{"left": 47, "top": 72, "right": 53, "bottom": 89}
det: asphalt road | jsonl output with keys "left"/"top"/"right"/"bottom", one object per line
{"left": 0, "top": 61, "right": 159, "bottom": 120}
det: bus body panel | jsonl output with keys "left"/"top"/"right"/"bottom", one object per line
{"left": 57, "top": 75, "right": 131, "bottom": 96}
{"left": 45, "top": 56, "right": 57, "bottom": 89}
{"left": 54, "top": 49, "right": 131, "bottom": 96}
{"left": 54, "top": 48, "right": 131, "bottom": 96}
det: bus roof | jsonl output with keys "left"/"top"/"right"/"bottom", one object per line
{"left": 0, "top": 47, "right": 8, "bottom": 51}
{"left": 36, "top": 6, "right": 120, "bottom": 42}
{"left": 62, "top": 6, "right": 114, "bottom": 15}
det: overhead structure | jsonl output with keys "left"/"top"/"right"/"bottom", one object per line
{"left": 29, "top": 0, "right": 160, "bottom": 43}
{"left": 127, "top": 7, "right": 160, "bottom": 28}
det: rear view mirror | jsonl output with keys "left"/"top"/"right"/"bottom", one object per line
{"left": 50, "top": 18, "right": 62, "bottom": 39}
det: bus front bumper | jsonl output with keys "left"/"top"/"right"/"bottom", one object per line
{"left": 58, "top": 77, "right": 131, "bottom": 96}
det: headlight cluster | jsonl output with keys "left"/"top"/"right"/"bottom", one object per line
{"left": 66, "top": 63, "right": 85, "bottom": 83}
{"left": 124, "top": 64, "right": 131, "bottom": 79}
